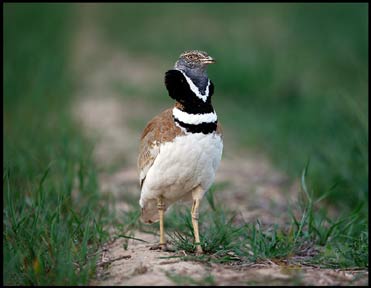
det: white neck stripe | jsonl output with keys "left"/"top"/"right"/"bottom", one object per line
{"left": 176, "top": 69, "right": 210, "bottom": 102}
{"left": 173, "top": 107, "right": 217, "bottom": 125}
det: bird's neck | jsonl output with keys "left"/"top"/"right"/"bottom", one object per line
{"left": 172, "top": 66, "right": 214, "bottom": 115}
{"left": 173, "top": 70, "right": 214, "bottom": 115}
{"left": 171, "top": 66, "right": 217, "bottom": 134}
{"left": 174, "top": 101, "right": 214, "bottom": 113}
{"left": 175, "top": 65, "right": 209, "bottom": 95}
{"left": 172, "top": 102, "right": 217, "bottom": 134}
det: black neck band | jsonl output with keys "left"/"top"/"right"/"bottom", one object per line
{"left": 174, "top": 117, "right": 217, "bottom": 134}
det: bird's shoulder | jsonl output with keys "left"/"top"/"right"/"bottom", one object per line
{"left": 139, "top": 107, "right": 183, "bottom": 143}
{"left": 137, "top": 107, "right": 185, "bottom": 188}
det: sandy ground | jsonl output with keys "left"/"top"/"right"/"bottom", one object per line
{"left": 70, "top": 6, "right": 368, "bottom": 286}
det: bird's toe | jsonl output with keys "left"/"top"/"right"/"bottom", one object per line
{"left": 149, "top": 243, "right": 174, "bottom": 252}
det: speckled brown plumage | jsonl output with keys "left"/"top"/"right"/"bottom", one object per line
{"left": 137, "top": 108, "right": 184, "bottom": 188}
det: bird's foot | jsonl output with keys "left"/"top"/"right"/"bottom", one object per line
{"left": 149, "top": 243, "right": 174, "bottom": 252}
{"left": 195, "top": 244, "right": 203, "bottom": 255}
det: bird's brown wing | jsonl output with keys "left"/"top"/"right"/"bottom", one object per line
{"left": 137, "top": 108, "right": 184, "bottom": 189}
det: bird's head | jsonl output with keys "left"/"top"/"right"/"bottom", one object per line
{"left": 174, "top": 50, "right": 215, "bottom": 71}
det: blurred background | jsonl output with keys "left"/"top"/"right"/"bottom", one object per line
{"left": 4, "top": 3, "right": 368, "bottom": 285}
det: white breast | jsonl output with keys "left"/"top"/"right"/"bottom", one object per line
{"left": 140, "top": 132, "right": 223, "bottom": 206}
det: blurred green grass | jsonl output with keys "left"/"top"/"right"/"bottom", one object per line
{"left": 98, "top": 3, "right": 368, "bottom": 212}
{"left": 4, "top": 4, "right": 111, "bottom": 285}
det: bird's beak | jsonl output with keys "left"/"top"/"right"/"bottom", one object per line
{"left": 201, "top": 56, "right": 216, "bottom": 64}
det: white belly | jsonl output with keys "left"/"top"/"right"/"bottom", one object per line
{"left": 140, "top": 132, "right": 223, "bottom": 206}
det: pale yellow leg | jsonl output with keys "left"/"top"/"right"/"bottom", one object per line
{"left": 191, "top": 198, "right": 203, "bottom": 254}
{"left": 157, "top": 196, "right": 166, "bottom": 246}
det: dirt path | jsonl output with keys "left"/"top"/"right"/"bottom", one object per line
{"left": 70, "top": 6, "right": 368, "bottom": 286}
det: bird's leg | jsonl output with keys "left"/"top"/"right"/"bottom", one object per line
{"left": 191, "top": 198, "right": 203, "bottom": 254}
{"left": 150, "top": 196, "right": 169, "bottom": 251}
{"left": 158, "top": 196, "right": 166, "bottom": 247}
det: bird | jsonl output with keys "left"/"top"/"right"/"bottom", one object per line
{"left": 137, "top": 50, "right": 223, "bottom": 254}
